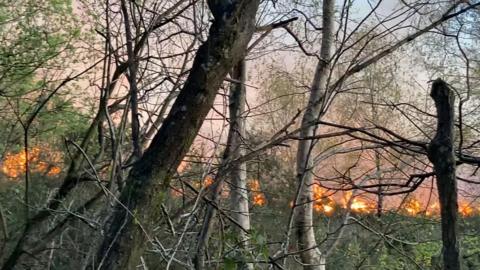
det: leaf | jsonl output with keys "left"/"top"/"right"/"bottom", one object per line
{"left": 223, "top": 257, "right": 237, "bottom": 270}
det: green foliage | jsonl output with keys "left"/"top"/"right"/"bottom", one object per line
{"left": 0, "top": 0, "right": 78, "bottom": 95}
{"left": 414, "top": 241, "right": 442, "bottom": 267}
{"left": 0, "top": 2, "right": 90, "bottom": 265}
{"left": 0, "top": 0, "right": 88, "bottom": 151}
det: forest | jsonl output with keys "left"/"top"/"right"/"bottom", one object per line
{"left": 1, "top": 0, "right": 480, "bottom": 269}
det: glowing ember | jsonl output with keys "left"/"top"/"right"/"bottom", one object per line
{"left": 46, "top": 166, "right": 61, "bottom": 176}
{"left": 249, "top": 179, "right": 266, "bottom": 206}
{"left": 1, "top": 147, "right": 61, "bottom": 178}
{"left": 204, "top": 176, "right": 214, "bottom": 187}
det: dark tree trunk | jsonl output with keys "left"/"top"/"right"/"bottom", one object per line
{"left": 427, "top": 78, "right": 460, "bottom": 270}
{"left": 93, "top": 0, "right": 260, "bottom": 269}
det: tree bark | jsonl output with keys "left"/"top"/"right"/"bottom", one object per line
{"left": 293, "top": 0, "right": 334, "bottom": 269}
{"left": 427, "top": 79, "right": 460, "bottom": 270}
{"left": 120, "top": 0, "right": 142, "bottom": 158}
{"left": 93, "top": 0, "right": 260, "bottom": 268}
{"left": 194, "top": 60, "right": 252, "bottom": 270}
{"left": 228, "top": 60, "right": 253, "bottom": 270}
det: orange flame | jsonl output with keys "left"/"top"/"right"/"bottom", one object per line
{"left": 426, "top": 203, "right": 440, "bottom": 217}
{"left": 249, "top": 179, "right": 266, "bottom": 206}
{"left": 350, "top": 197, "right": 374, "bottom": 214}
{"left": 341, "top": 191, "right": 374, "bottom": 214}
{"left": 204, "top": 175, "right": 214, "bottom": 187}
{"left": 312, "top": 185, "right": 336, "bottom": 215}
{"left": 402, "top": 197, "right": 422, "bottom": 216}
{"left": 310, "top": 188, "right": 478, "bottom": 218}
{"left": 459, "top": 202, "right": 474, "bottom": 217}
{"left": 1, "top": 147, "right": 61, "bottom": 178}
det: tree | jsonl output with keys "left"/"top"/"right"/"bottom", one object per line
{"left": 291, "top": 0, "right": 334, "bottom": 269}
{"left": 93, "top": 0, "right": 261, "bottom": 268}
{"left": 427, "top": 79, "right": 460, "bottom": 270}
{"left": 2, "top": 1, "right": 480, "bottom": 269}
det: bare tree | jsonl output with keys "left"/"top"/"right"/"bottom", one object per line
{"left": 427, "top": 79, "right": 459, "bottom": 270}
{"left": 94, "top": 0, "right": 261, "bottom": 268}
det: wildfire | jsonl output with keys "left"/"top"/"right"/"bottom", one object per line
{"left": 170, "top": 175, "right": 215, "bottom": 198}
{"left": 168, "top": 178, "right": 479, "bottom": 218}
{"left": 459, "top": 202, "right": 474, "bottom": 217}
{"left": 1, "top": 147, "right": 61, "bottom": 178}
{"left": 350, "top": 198, "right": 373, "bottom": 213}
{"left": 402, "top": 197, "right": 422, "bottom": 216}
{"left": 341, "top": 191, "right": 374, "bottom": 214}
{"left": 314, "top": 189, "right": 374, "bottom": 214}
{"left": 306, "top": 183, "right": 480, "bottom": 217}
{"left": 312, "top": 185, "right": 336, "bottom": 215}
{"left": 204, "top": 175, "right": 214, "bottom": 187}
{"left": 249, "top": 179, "right": 266, "bottom": 206}
{"left": 313, "top": 198, "right": 335, "bottom": 215}
{"left": 426, "top": 203, "right": 440, "bottom": 217}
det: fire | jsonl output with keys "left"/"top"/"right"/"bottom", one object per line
{"left": 323, "top": 204, "right": 334, "bottom": 214}
{"left": 311, "top": 185, "right": 375, "bottom": 214}
{"left": 313, "top": 184, "right": 325, "bottom": 202}
{"left": 350, "top": 197, "right": 373, "bottom": 213}
{"left": 306, "top": 184, "right": 479, "bottom": 217}
{"left": 312, "top": 184, "right": 336, "bottom": 215}
{"left": 341, "top": 191, "right": 373, "bottom": 213}
{"left": 426, "top": 203, "right": 440, "bottom": 217}
{"left": 313, "top": 198, "right": 335, "bottom": 215}
{"left": 46, "top": 165, "right": 61, "bottom": 176}
{"left": 1, "top": 147, "right": 61, "bottom": 178}
{"left": 294, "top": 190, "right": 480, "bottom": 217}
{"left": 204, "top": 175, "right": 214, "bottom": 187}
{"left": 249, "top": 179, "right": 266, "bottom": 206}
{"left": 459, "top": 202, "right": 474, "bottom": 217}
{"left": 169, "top": 177, "right": 480, "bottom": 218}
{"left": 403, "top": 197, "right": 422, "bottom": 216}
{"left": 170, "top": 175, "right": 215, "bottom": 198}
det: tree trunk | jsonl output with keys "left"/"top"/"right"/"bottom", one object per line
{"left": 294, "top": 0, "right": 334, "bottom": 269}
{"left": 427, "top": 79, "right": 460, "bottom": 270}
{"left": 120, "top": 0, "right": 142, "bottom": 158}
{"left": 194, "top": 60, "right": 252, "bottom": 270}
{"left": 228, "top": 60, "right": 253, "bottom": 270}
{"left": 194, "top": 173, "right": 224, "bottom": 270}
{"left": 93, "top": 0, "right": 260, "bottom": 268}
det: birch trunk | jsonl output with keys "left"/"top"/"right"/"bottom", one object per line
{"left": 228, "top": 60, "right": 253, "bottom": 270}
{"left": 294, "top": 0, "right": 334, "bottom": 269}
{"left": 194, "top": 60, "right": 252, "bottom": 270}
